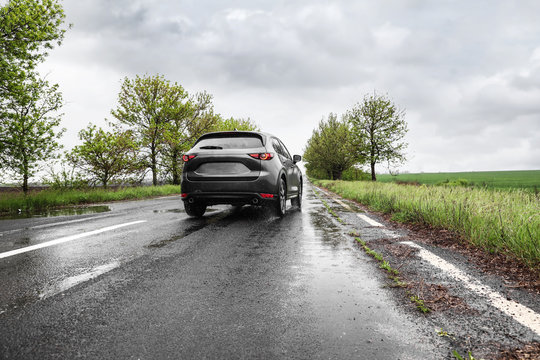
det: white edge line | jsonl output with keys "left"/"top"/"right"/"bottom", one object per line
{"left": 401, "top": 241, "right": 540, "bottom": 337}
{"left": 0, "top": 220, "right": 146, "bottom": 260}
{"left": 334, "top": 198, "right": 352, "bottom": 211}
{"left": 357, "top": 213, "right": 383, "bottom": 227}
{"left": 315, "top": 187, "right": 384, "bottom": 228}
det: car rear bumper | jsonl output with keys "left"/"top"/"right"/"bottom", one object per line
{"left": 181, "top": 191, "right": 276, "bottom": 206}
{"left": 181, "top": 175, "right": 278, "bottom": 206}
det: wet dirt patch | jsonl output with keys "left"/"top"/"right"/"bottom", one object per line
{"left": 498, "top": 342, "right": 540, "bottom": 359}
{"left": 0, "top": 205, "right": 111, "bottom": 220}
{"left": 407, "top": 280, "right": 475, "bottom": 314}
{"left": 381, "top": 242, "right": 419, "bottom": 259}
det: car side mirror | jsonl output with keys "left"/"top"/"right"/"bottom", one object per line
{"left": 293, "top": 155, "right": 301, "bottom": 163}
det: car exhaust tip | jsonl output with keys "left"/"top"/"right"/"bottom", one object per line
{"left": 252, "top": 198, "right": 259, "bottom": 205}
{"left": 188, "top": 198, "right": 195, "bottom": 204}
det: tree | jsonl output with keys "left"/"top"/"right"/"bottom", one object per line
{"left": 161, "top": 96, "right": 259, "bottom": 184}
{"left": 111, "top": 74, "right": 189, "bottom": 186}
{"left": 161, "top": 91, "right": 219, "bottom": 184}
{"left": 67, "top": 124, "right": 143, "bottom": 188}
{"left": 0, "top": 76, "right": 65, "bottom": 192}
{"left": 212, "top": 116, "right": 259, "bottom": 132}
{"left": 0, "top": 0, "right": 68, "bottom": 104}
{"left": 1, "top": 0, "right": 68, "bottom": 180}
{"left": 347, "top": 93, "right": 408, "bottom": 181}
{"left": 303, "top": 113, "right": 357, "bottom": 180}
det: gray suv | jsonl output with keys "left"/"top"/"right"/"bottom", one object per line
{"left": 181, "top": 131, "right": 302, "bottom": 217}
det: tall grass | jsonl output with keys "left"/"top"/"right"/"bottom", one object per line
{"left": 0, "top": 185, "right": 182, "bottom": 215}
{"left": 312, "top": 179, "right": 540, "bottom": 270}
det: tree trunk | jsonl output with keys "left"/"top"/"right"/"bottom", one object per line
{"left": 370, "top": 161, "right": 376, "bottom": 181}
{"left": 151, "top": 150, "right": 157, "bottom": 186}
{"left": 171, "top": 148, "right": 180, "bottom": 185}
{"left": 22, "top": 174, "right": 28, "bottom": 194}
{"left": 22, "top": 157, "right": 29, "bottom": 194}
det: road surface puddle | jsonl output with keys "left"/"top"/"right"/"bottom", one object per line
{"left": 0, "top": 206, "right": 111, "bottom": 220}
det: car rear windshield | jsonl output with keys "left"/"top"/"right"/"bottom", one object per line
{"left": 195, "top": 136, "right": 263, "bottom": 150}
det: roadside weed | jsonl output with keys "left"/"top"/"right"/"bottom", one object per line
{"left": 452, "top": 350, "right": 483, "bottom": 360}
{"left": 408, "top": 293, "right": 431, "bottom": 313}
{"left": 436, "top": 328, "right": 455, "bottom": 339}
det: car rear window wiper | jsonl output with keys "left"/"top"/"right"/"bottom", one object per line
{"left": 199, "top": 145, "right": 223, "bottom": 149}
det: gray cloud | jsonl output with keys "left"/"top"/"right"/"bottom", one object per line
{"left": 36, "top": 0, "right": 540, "bottom": 172}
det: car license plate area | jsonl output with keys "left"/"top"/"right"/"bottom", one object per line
{"left": 195, "top": 162, "right": 250, "bottom": 175}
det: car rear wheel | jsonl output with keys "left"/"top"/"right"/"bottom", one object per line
{"left": 275, "top": 178, "right": 286, "bottom": 217}
{"left": 291, "top": 181, "right": 302, "bottom": 209}
{"left": 184, "top": 202, "right": 207, "bottom": 217}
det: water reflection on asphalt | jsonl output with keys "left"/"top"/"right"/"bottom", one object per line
{"left": 0, "top": 206, "right": 111, "bottom": 220}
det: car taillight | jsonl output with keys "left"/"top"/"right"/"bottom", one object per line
{"left": 260, "top": 193, "right": 274, "bottom": 198}
{"left": 182, "top": 155, "right": 196, "bottom": 162}
{"left": 181, "top": 193, "right": 188, "bottom": 198}
{"left": 248, "top": 153, "right": 273, "bottom": 160}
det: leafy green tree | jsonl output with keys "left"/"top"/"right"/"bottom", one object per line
{"left": 212, "top": 116, "right": 259, "bottom": 132}
{"left": 0, "top": 76, "right": 65, "bottom": 192}
{"left": 0, "top": 0, "right": 68, "bottom": 104}
{"left": 161, "top": 91, "right": 222, "bottom": 184}
{"left": 347, "top": 93, "right": 408, "bottom": 181}
{"left": 111, "top": 74, "right": 190, "bottom": 186}
{"left": 67, "top": 124, "right": 143, "bottom": 188}
{"left": 303, "top": 113, "right": 357, "bottom": 180}
{"left": 0, "top": 0, "right": 68, "bottom": 183}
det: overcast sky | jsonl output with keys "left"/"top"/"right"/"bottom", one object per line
{"left": 37, "top": 0, "right": 540, "bottom": 173}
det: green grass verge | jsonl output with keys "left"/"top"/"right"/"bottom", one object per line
{"left": 0, "top": 185, "right": 182, "bottom": 215}
{"left": 376, "top": 170, "right": 540, "bottom": 192}
{"left": 313, "top": 179, "right": 540, "bottom": 270}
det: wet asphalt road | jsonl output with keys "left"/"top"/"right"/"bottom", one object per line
{"left": 1, "top": 183, "right": 450, "bottom": 359}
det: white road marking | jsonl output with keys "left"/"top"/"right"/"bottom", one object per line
{"left": 334, "top": 198, "right": 352, "bottom": 211}
{"left": 0, "top": 212, "right": 122, "bottom": 236}
{"left": 357, "top": 214, "right": 384, "bottom": 227}
{"left": 401, "top": 241, "right": 540, "bottom": 337}
{"left": 0, "top": 220, "right": 146, "bottom": 260}
{"left": 320, "top": 190, "right": 387, "bottom": 229}
{"left": 40, "top": 260, "right": 121, "bottom": 300}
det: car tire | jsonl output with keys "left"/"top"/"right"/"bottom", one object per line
{"left": 291, "top": 181, "right": 302, "bottom": 209}
{"left": 184, "top": 202, "right": 207, "bottom": 217}
{"left": 275, "top": 178, "right": 286, "bottom": 217}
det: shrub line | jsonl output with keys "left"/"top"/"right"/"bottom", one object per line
{"left": 0, "top": 185, "right": 182, "bottom": 215}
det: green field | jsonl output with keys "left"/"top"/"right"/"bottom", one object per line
{"left": 376, "top": 170, "right": 540, "bottom": 191}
